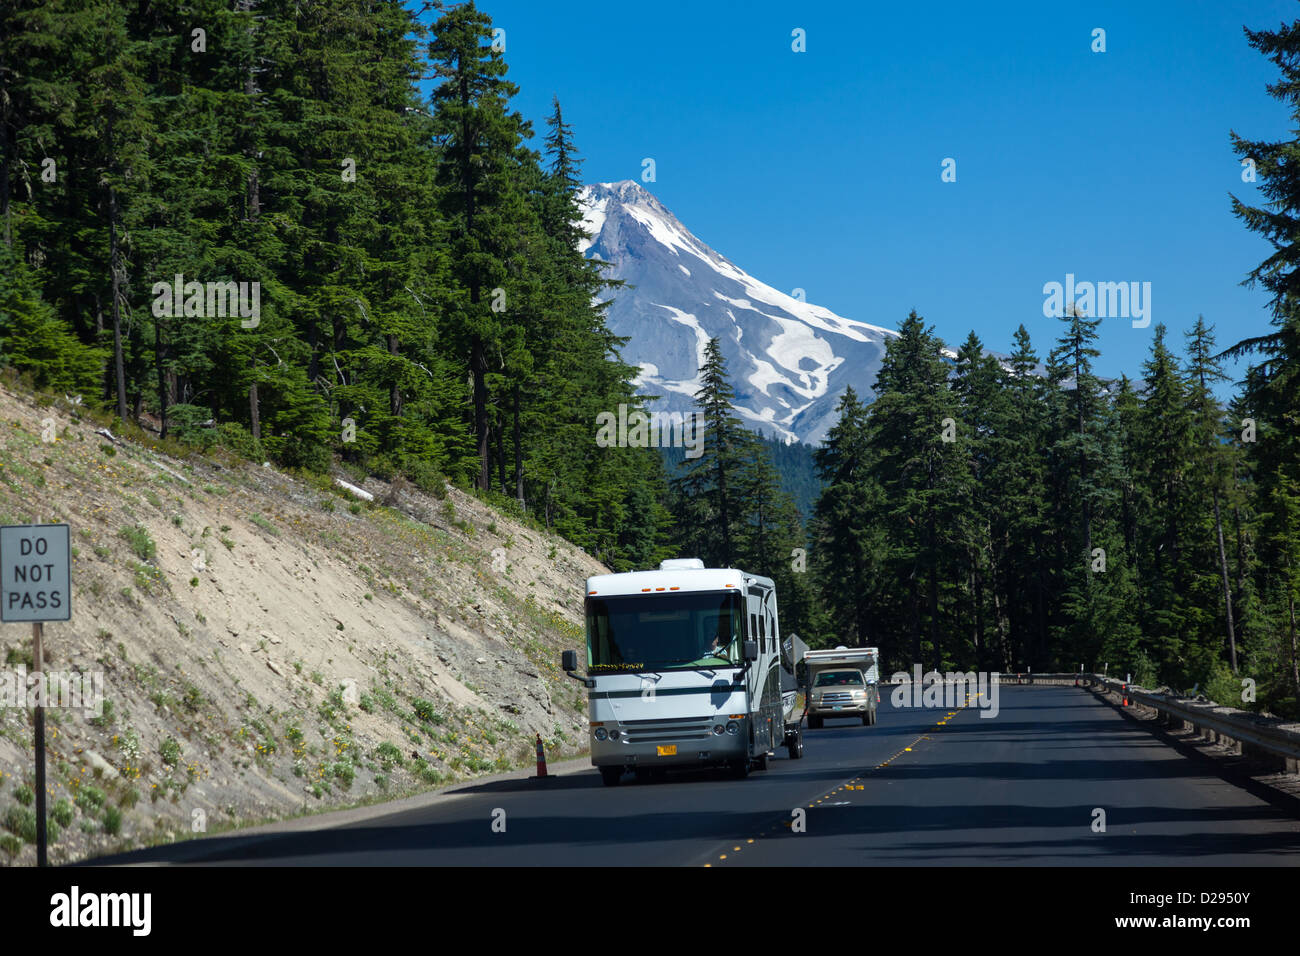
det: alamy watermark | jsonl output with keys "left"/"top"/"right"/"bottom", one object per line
{"left": 1042, "top": 273, "right": 1151, "bottom": 328}
{"left": 151, "top": 273, "right": 260, "bottom": 328}
{"left": 595, "top": 404, "right": 704, "bottom": 459}
{"left": 889, "top": 665, "right": 1001, "bottom": 718}
{"left": 0, "top": 666, "right": 105, "bottom": 717}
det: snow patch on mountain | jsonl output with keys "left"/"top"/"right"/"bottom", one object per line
{"left": 577, "top": 180, "right": 898, "bottom": 444}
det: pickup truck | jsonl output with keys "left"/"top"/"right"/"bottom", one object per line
{"left": 803, "top": 646, "right": 879, "bottom": 728}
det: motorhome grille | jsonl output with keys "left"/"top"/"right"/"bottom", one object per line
{"left": 617, "top": 715, "right": 716, "bottom": 743}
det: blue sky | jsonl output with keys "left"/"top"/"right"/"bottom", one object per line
{"left": 411, "top": 0, "right": 1298, "bottom": 391}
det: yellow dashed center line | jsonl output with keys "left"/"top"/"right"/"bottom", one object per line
{"left": 709, "top": 697, "right": 977, "bottom": 865}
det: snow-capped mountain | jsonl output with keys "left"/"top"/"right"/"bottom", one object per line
{"left": 577, "top": 180, "right": 896, "bottom": 445}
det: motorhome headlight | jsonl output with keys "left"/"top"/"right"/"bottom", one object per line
{"left": 712, "top": 724, "right": 725, "bottom": 736}
{"left": 608, "top": 729, "right": 620, "bottom": 740}
{"left": 594, "top": 727, "right": 608, "bottom": 741}
{"left": 725, "top": 721, "right": 739, "bottom": 735}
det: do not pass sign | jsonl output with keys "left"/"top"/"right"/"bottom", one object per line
{"left": 0, "top": 524, "right": 71, "bottom": 622}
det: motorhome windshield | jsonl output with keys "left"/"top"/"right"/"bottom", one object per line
{"left": 586, "top": 591, "right": 743, "bottom": 672}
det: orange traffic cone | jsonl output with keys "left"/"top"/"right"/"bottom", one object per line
{"left": 535, "top": 733, "right": 548, "bottom": 778}
{"left": 1121, "top": 684, "right": 1129, "bottom": 707}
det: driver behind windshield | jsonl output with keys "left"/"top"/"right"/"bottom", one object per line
{"left": 702, "top": 613, "right": 734, "bottom": 660}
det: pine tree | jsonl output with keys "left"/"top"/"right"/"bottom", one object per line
{"left": 1185, "top": 318, "right": 1241, "bottom": 674}
{"left": 428, "top": 1, "right": 532, "bottom": 492}
{"left": 672, "top": 338, "right": 757, "bottom": 568}
{"left": 866, "top": 310, "right": 965, "bottom": 670}
{"left": 812, "top": 386, "right": 886, "bottom": 651}
{"left": 997, "top": 324, "right": 1052, "bottom": 669}
{"left": 1135, "top": 323, "right": 1196, "bottom": 680}
{"left": 951, "top": 331, "right": 1009, "bottom": 670}
{"left": 1226, "top": 19, "right": 1300, "bottom": 708}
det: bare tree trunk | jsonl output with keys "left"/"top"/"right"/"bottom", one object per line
{"left": 472, "top": 336, "right": 489, "bottom": 491}
{"left": 927, "top": 508, "right": 940, "bottom": 671}
{"left": 249, "top": 382, "right": 260, "bottom": 442}
{"left": 909, "top": 569, "right": 921, "bottom": 667}
{"left": 388, "top": 333, "right": 402, "bottom": 417}
{"left": 154, "top": 318, "right": 168, "bottom": 437}
{"left": 496, "top": 410, "right": 507, "bottom": 493}
{"left": 1232, "top": 461, "right": 1251, "bottom": 652}
{"left": 513, "top": 386, "right": 524, "bottom": 508}
{"left": 973, "top": 551, "right": 987, "bottom": 669}
{"left": 1, "top": 92, "right": 11, "bottom": 249}
{"left": 1289, "top": 586, "right": 1300, "bottom": 703}
{"left": 108, "top": 184, "right": 128, "bottom": 423}
{"left": 243, "top": 1, "right": 261, "bottom": 446}
{"left": 1212, "top": 489, "right": 1238, "bottom": 672}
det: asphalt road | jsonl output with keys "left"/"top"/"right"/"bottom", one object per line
{"left": 96, "top": 685, "right": 1300, "bottom": 866}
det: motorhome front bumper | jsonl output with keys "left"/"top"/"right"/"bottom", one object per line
{"left": 589, "top": 715, "right": 747, "bottom": 767}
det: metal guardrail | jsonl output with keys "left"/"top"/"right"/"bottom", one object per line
{"left": 877, "top": 672, "right": 1082, "bottom": 686}
{"left": 1078, "top": 674, "right": 1300, "bottom": 774}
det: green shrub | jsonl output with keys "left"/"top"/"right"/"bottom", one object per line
{"left": 13, "top": 784, "right": 33, "bottom": 806}
{"left": 160, "top": 737, "right": 181, "bottom": 766}
{"left": 412, "top": 699, "right": 443, "bottom": 724}
{"left": 3, "top": 805, "right": 36, "bottom": 842}
{"left": 249, "top": 513, "right": 279, "bottom": 536}
{"left": 332, "top": 762, "right": 355, "bottom": 788}
{"left": 167, "top": 404, "right": 219, "bottom": 451}
{"left": 119, "top": 525, "right": 156, "bottom": 562}
{"left": 102, "top": 805, "right": 122, "bottom": 835}
{"left": 90, "top": 699, "right": 115, "bottom": 728}
{"left": 50, "top": 800, "right": 73, "bottom": 827}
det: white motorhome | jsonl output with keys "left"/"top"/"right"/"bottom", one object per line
{"left": 803, "top": 646, "right": 880, "bottom": 727}
{"left": 562, "top": 559, "right": 804, "bottom": 785}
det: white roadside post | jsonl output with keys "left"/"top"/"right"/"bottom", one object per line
{"left": 1, "top": 524, "right": 72, "bottom": 867}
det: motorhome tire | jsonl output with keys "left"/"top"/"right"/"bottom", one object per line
{"left": 600, "top": 766, "right": 623, "bottom": 786}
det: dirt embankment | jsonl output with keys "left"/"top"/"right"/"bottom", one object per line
{"left": 0, "top": 382, "right": 606, "bottom": 864}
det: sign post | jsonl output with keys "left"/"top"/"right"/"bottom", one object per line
{"left": 1, "top": 524, "right": 71, "bottom": 868}
{"left": 32, "top": 620, "right": 45, "bottom": 867}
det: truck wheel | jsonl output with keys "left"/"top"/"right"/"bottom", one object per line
{"left": 730, "top": 758, "right": 750, "bottom": 779}
{"left": 754, "top": 753, "right": 768, "bottom": 771}
{"left": 862, "top": 713, "right": 871, "bottom": 725}
{"left": 600, "top": 766, "right": 623, "bottom": 787}
{"left": 808, "top": 715, "right": 823, "bottom": 729}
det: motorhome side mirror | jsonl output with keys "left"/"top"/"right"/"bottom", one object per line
{"left": 743, "top": 640, "right": 759, "bottom": 662}
{"left": 562, "top": 649, "right": 578, "bottom": 672}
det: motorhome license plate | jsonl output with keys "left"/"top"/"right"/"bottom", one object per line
{"left": 656, "top": 745, "right": 677, "bottom": 756}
